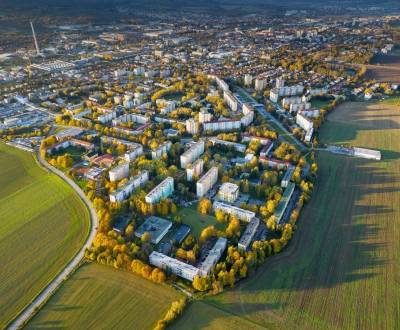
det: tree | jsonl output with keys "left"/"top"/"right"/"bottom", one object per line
{"left": 193, "top": 276, "right": 210, "bottom": 291}
{"left": 266, "top": 215, "right": 278, "bottom": 231}
{"left": 199, "top": 226, "right": 217, "bottom": 243}
{"left": 198, "top": 198, "right": 212, "bottom": 215}
{"left": 141, "top": 231, "right": 151, "bottom": 243}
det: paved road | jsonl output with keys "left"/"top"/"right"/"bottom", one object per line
{"left": 234, "top": 86, "right": 307, "bottom": 152}
{"left": 7, "top": 153, "right": 98, "bottom": 330}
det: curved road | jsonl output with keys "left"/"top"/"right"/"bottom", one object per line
{"left": 7, "top": 153, "right": 98, "bottom": 330}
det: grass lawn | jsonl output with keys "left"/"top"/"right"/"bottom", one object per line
{"left": 311, "top": 96, "right": 334, "bottom": 109}
{"left": 178, "top": 205, "right": 225, "bottom": 238}
{"left": 27, "top": 263, "right": 183, "bottom": 329}
{"left": 0, "top": 143, "right": 90, "bottom": 328}
{"left": 175, "top": 100, "right": 400, "bottom": 329}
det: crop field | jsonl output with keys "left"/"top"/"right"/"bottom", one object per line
{"left": 365, "top": 48, "right": 400, "bottom": 83}
{"left": 27, "top": 263, "right": 183, "bottom": 329}
{"left": 174, "top": 100, "right": 400, "bottom": 329}
{"left": 0, "top": 143, "right": 90, "bottom": 328}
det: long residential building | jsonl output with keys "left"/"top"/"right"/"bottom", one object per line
{"left": 149, "top": 251, "right": 201, "bottom": 281}
{"left": 152, "top": 141, "right": 172, "bottom": 160}
{"left": 145, "top": 177, "right": 174, "bottom": 204}
{"left": 198, "top": 237, "right": 228, "bottom": 276}
{"left": 149, "top": 237, "right": 228, "bottom": 281}
{"left": 186, "top": 158, "right": 204, "bottom": 181}
{"left": 109, "top": 171, "right": 149, "bottom": 203}
{"left": 180, "top": 140, "right": 205, "bottom": 168}
{"left": 196, "top": 166, "right": 218, "bottom": 197}
{"left": 203, "top": 119, "right": 241, "bottom": 132}
{"left": 124, "top": 142, "right": 144, "bottom": 162}
{"left": 213, "top": 201, "right": 255, "bottom": 222}
{"left": 238, "top": 217, "right": 260, "bottom": 251}
{"left": 109, "top": 162, "right": 130, "bottom": 182}
{"left": 274, "top": 182, "right": 296, "bottom": 224}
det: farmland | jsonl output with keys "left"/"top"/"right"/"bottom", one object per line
{"left": 27, "top": 263, "right": 183, "bottom": 329}
{"left": 0, "top": 143, "right": 90, "bottom": 328}
{"left": 173, "top": 100, "right": 400, "bottom": 329}
{"left": 365, "top": 48, "right": 400, "bottom": 83}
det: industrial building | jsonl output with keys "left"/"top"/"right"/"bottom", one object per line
{"left": 213, "top": 201, "right": 255, "bottom": 222}
{"left": 218, "top": 182, "right": 239, "bottom": 203}
{"left": 145, "top": 176, "right": 174, "bottom": 204}
{"left": 180, "top": 141, "right": 205, "bottom": 168}
{"left": 196, "top": 166, "right": 218, "bottom": 197}
{"left": 238, "top": 217, "right": 260, "bottom": 251}
{"left": 109, "top": 162, "right": 130, "bottom": 182}
{"left": 135, "top": 216, "right": 173, "bottom": 244}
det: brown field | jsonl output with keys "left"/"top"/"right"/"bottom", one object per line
{"left": 365, "top": 48, "right": 400, "bottom": 83}
{"left": 173, "top": 100, "right": 400, "bottom": 329}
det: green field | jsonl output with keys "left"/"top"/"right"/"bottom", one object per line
{"left": 0, "top": 143, "right": 90, "bottom": 328}
{"left": 173, "top": 101, "right": 400, "bottom": 329}
{"left": 178, "top": 205, "right": 225, "bottom": 238}
{"left": 27, "top": 263, "right": 183, "bottom": 329}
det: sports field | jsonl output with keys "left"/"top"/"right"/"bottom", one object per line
{"left": 27, "top": 263, "right": 183, "bottom": 329}
{"left": 0, "top": 143, "right": 90, "bottom": 328}
{"left": 173, "top": 100, "right": 400, "bottom": 329}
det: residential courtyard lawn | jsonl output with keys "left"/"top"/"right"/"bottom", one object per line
{"left": 178, "top": 204, "right": 225, "bottom": 238}
{"left": 174, "top": 100, "right": 400, "bottom": 329}
{"left": 0, "top": 143, "right": 90, "bottom": 328}
{"left": 27, "top": 263, "right": 183, "bottom": 329}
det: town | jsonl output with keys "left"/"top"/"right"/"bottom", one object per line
{"left": 0, "top": 6, "right": 399, "bottom": 330}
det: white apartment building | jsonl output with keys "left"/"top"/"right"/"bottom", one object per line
{"left": 255, "top": 78, "right": 267, "bottom": 91}
{"left": 186, "top": 158, "right": 204, "bottom": 181}
{"left": 112, "top": 113, "right": 149, "bottom": 126}
{"left": 241, "top": 111, "right": 254, "bottom": 127}
{"left": 218, "top": 182, "right": 239, "bottom": 203}
{"left": 276, "top": 77, "right": 285, "bottom": 88}
{"left": 244, "top": 74, "right": 253, "bottom": 86}
{"left": 109, "top": 171, "right": 149, "bottom": 203}
{"left": 180, "top": 141, "right": 205, "bottom": 169}
{"left": 199, "top": 109, "right": 213, "bottom": 123}
{"left": 202, "top": 119, "right": 241, "bottom": 132}
{"left": 213, "top": 201, "right": 255, "bottom": 222}
{"left": 238, "top": 217, "right": 260, "bottom": 251}
{"left": 223, "top": 90, "right": 239, "bottom": 112}
{"left": 296, "top": 113, "right": 314, "bottom": 132}
{"left": 124, "top": 143, "right": 144, "bottom": 162}
{"left": 149, "top": 251, "right": 201, "bottom": 281}
{"left": 145, "top": 177, "right": 174, "bottom": 204}
{"left": 109, "top": 162, "right": 130, "bottom": 182}
{"left": 198, "top": 237, "right": 228, "bottom": 276}
{"left": 152, "top": 141, "right": 172, "bottom": 160}
{"left": 196, "top": 166, "right": 218, "bottom": 198}
{"left": 186, "top": 118, "right": 200, "bottom": 135}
